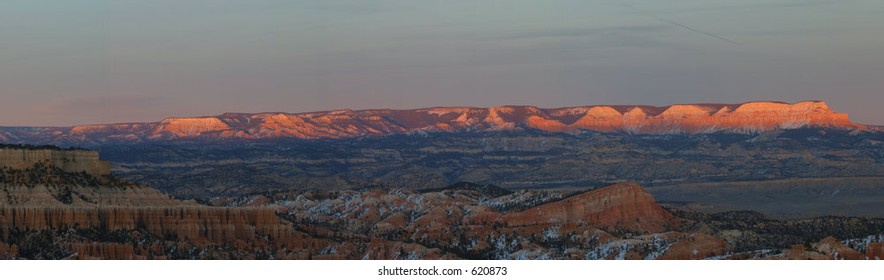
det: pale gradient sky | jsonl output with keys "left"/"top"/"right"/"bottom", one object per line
{"left": 1, "top": 0, "right": 883, "bottom": 126}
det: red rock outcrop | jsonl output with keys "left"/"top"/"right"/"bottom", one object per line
{"left": 0, "top": 148, "right": 110, "bottom": 176}
{"left": 68, "top": 243, "right": 138, "bottom": 260}
{"left": 149, "top": 117, "right": 254, "bottom": 139}
{"left": 503, "top": 183, "right": 678, "bottom": 233}
{"left": 813, "top": 236, "right": 865, "bottom": 260}
{"left": 778, "top": 244, "right": 830, "bottom": 260}
{"left": 763, "top": 237, "right": 873, "bottom": 260}
{"left": 0, "top": 206, "right": 330, "bottom": 255}
{"left": 658, "top": 233, "right": 727, "bottom": 260}
{"left": 0, "top": 243, "right": 18, "bottom": 258}
{"left": 0, "top": 149, "right": 332, "bottom": 259}
{"left": 0, "top": 101, "right": 865, "bottom": 145}
{"left": 0, "top": 184, "right": 192, "bottom": 208}
{"left": 866, "top": 242, "right": 884, "bottom": 260}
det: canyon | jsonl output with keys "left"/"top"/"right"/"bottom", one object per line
{"left": 3, "top": 101, "right": 879, "bottom": 210}
{"left": 90, "top": 126, "right": 884, "bottom": 211}
{"left": 0, "top": 146, "right": 331, "bottom": 259}
{"left": 209, "top": 182, "right": 884, "bottom": 260}
{"left": 0, "top": 99, "right": 882, "bottom": 259}
{"left": 0, "top": 146, "right": 683, "bottom": 259}
{"left": 1, "top": 146, "right": 882, "bottom": 259}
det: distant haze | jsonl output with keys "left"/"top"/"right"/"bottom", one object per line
{"left": 1, "top": 0, "right": 883, "bottom": 126}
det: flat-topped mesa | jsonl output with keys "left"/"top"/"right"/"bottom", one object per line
{"left": 714, "top": 101, "right": 853, "bottom": 132}
{"left": 0, "top": 147, "right": 110, "bottom": 176}
{"left": 561, "top": 101, "right": 855, "bottom": 134}
{"left": 150, "top": 117, "right": 239, "bottom": 139}
{"left": 0, "top": 101, "right": 866, "bottom": 145}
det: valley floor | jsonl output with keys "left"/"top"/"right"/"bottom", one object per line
{"left": 649, "top": 177, "right": 884, "bottom": 218}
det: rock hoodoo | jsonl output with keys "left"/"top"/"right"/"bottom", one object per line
{"left": 0, "top": 146, "right": 327, "bottom": 259}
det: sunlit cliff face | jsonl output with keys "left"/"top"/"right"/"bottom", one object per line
{"left": 0, "top": 101, "right": 864, "bottom": 145}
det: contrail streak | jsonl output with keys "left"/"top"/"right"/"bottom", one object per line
{"left": 620, "top": 1, "right": 740, "bottom": 45}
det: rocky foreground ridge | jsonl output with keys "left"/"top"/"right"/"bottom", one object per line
{"left": 0, "top": 145, "right": 110, "bottom": 176}
{"left": 1, "top": 146, "right": 882, "bottom": 259}
{"left": 0, "top": 101, "right": 864, "bottom": 145}
{"left": 215, "top": 182, "right": 884, "bottom": 260}
{"left": 0, "top": 147, "right": 331, "bottom": 259}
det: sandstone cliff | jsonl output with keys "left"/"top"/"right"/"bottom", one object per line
{"left": 866, "top": 242, "right": 884, "bottom": 259}
{"left": 0, "top": 147, "right": 470, "bottom": 260}
{"left": 0, "top": 206, "right": 328, "bottom": 258}
{"left": 0, "top": 101, "right": 867, "bottom": 145}
{"left": 0, "top": 148, "right": 110, "bottom": 176}
{"left": 232, "top": 182, "right": 712, "bottom": 259}
{"left": 503, "top": 183, "right": 678, "bottom": 233}
{"left": 0, "top": 147, "right": 333, "bottom": 259}
{"left": 2, "top": 146, "right": 881, "bottom": 259}
{"left": 812, "top": 236, "right": 865, "bottom": 260}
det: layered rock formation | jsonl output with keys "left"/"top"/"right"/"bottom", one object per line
{"left": 0, "top": 207, "right": 323, "bottom": 255}
{"left": 657, "top": 233, "right": 728, "bottom": 260}
{"left": 209, "top": 182, "right": 884, "bottom": 260}
{"left": 0, "top": 101, "right": 865, "bottom": 145}
{"left": 0, "top": 147, "right": 482, "bottom": 260}
{"left": 812, "top": 236, "right": 865, "bottom": 260}
{"left": 503, "top": 183, "right": 678, "bottom": 233}
{"left": 0, "top": 147, "right": 110, "bottom": 176}
{"left": 211, "top": 183, "right": 724, "bottom": 259}
{"left": 867, "top": 242, "right": 884, "bottom": 259}
{"left": 761, "top": 236, "right": 873, "bottom": 260}
{"left": 0, "top": 147, "right": 333, "bottom": 259}
{"left": 4, "top": 154, "right": 881, "bottom": 260}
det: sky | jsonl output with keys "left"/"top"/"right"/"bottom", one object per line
{"left": 1, "top": 0, "right": 883, "bottom": 126}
